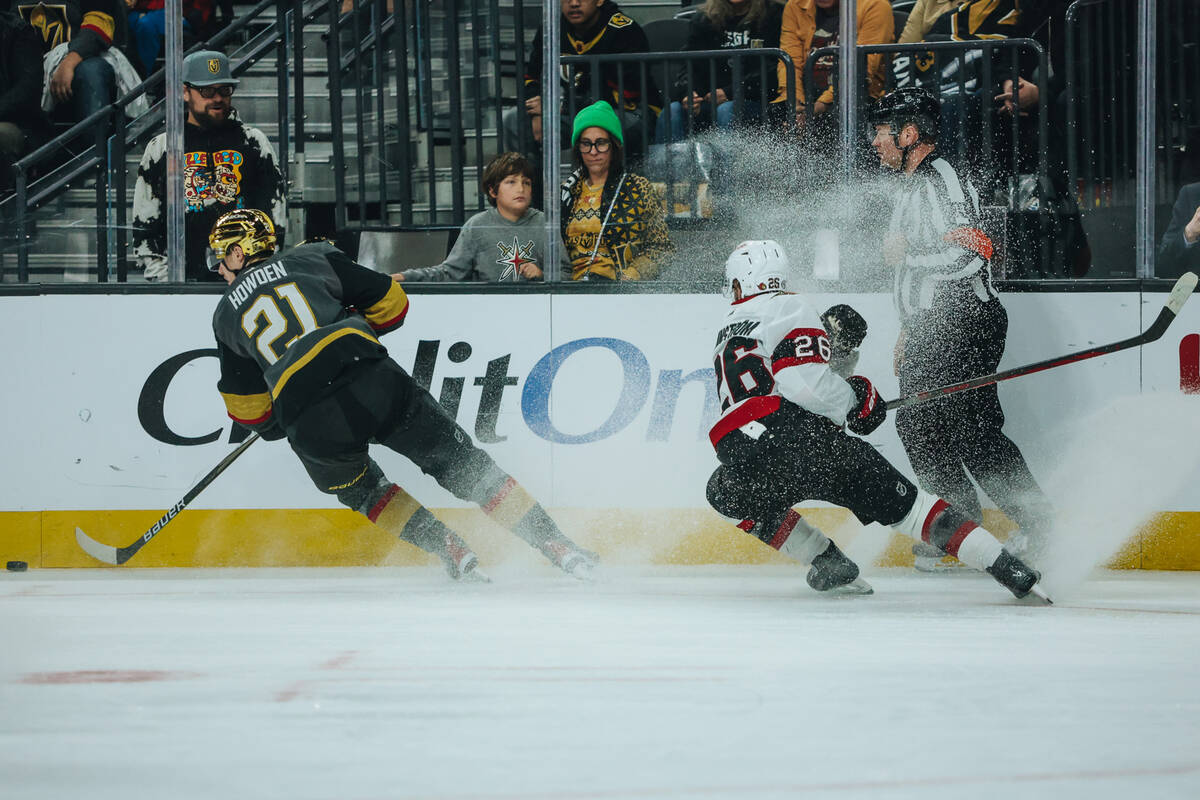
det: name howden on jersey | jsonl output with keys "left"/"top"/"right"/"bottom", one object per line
{"left": 227, "top": 263, "right": 291, "bottom": 309}
{"left": 139, "top": 336, "right": 721, "bottom": 447}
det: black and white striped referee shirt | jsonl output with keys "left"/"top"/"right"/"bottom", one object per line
{"left": 887, "top": 156, "right": 998, "bottom": 319}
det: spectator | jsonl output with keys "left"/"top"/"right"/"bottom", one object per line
{"left": 504, "top": 0, "right": 661, "bottom": 160}
{"left": 132, "top": 50, "right": 284, "bottom": 282}
{"left": 1157, "top": 182, "right": 1200, "bottom": 279}
{"left": 393, "top": 152, "right": 550, "bottom": 282}
{"left": 777, "top": 0, "right": 893, "bottom": 128}
{"left": 561, "top": 101, "right": 673, "bottom": 281}
{"left": 656, "top": 0, "right": 786, "bottom": 143}
{"left": 895, "top": 0, "right": 1088, "bottom": 277}
{"left": 125, "top": 0, "right": 233, "bottom": 77}
{"left": 0, "top": 11, "right": 49, "bottom": 193}
{"left": 21, "top": 0, "right": 140, "bottom": 155}
{"left": 896, "top": 0, "right": 1057, "bottom": 178}
{"left": 896, "top": 0, "right": 957, "bottom": 44}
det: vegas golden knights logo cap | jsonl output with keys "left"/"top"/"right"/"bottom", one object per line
{"left": 182, "top": 50, "right": 240, "bottom": 88}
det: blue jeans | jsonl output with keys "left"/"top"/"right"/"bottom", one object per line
{"left": 655, "top": 100, "right": 763, "bottom": 143}
{"left": 70, "top": 57, "right": 116, "bottom": 123}
{"left": 67, "top": 57, "right": 116, "bottom": 155}
{"left": 129, "top": 11, "right": 193, "bottom": 75}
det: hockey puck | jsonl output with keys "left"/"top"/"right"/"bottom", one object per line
{"left": 6, "top": 561, "right": 28, "bottom": 572}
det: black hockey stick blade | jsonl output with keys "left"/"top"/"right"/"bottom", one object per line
{"left": 886, "top": 271, "right": 1198, "bottom": 412}
{"left": 75, "top": 433, "right": 261, "bottom": 565}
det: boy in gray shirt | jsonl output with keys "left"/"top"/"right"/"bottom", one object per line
{"left": 394, "top": 152, "right": 551, "bottom": 282}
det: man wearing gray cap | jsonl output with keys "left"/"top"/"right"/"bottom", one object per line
{"left": 132, "top": 50, "right": 285, "bottom": 282}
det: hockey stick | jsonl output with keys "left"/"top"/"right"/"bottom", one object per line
{"left": 886, "top": 272, "right": 1199, "bottom": 412}
{"left": 75, "top": 433, "right": 261, "bottom": 565}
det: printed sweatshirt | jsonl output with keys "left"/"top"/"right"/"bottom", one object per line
{"left": 133, "top": 114, "right": 285, "bottom": 282}
{"left": 402, "top": 206, "right": 553, "bottom": 282}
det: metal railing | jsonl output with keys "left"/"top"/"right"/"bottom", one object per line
{"left": 809, "top": 39, "right": 1049, "bottom": 188}
{"left": 1065, "top": 0, "right": 1198, "bottom": 210}
{"left": 329, "top": 0, "right": 521, "bottom": 230}
{"left": 1, "top": 0, "right": 321, "bottom": 283}
{"left": 558, "top": 48, "right": 797, "bottom": 156}
{"left": 806, "top": 39, "right": 1071, "bottom": 278}
{"left": 328, "top": 0, "right": 797, "bottom": 231}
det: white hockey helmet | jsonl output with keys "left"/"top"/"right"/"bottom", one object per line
{"left": 724, "top": 240, "right": 789, "bottom": 299}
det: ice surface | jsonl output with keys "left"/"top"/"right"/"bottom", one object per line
{"left": 2, "top": 566, "right": 1198, "bottom": 799}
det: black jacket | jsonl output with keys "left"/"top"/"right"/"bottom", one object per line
{"left": 1157, "top": 182, "right": 1200, "bottom": 279}
{"left": 671, "top": 2, "right": 784, "bottom": 104}
{"left": 18, "top": 0, "right": 128, "bottom": 56}
{"left": 0, "top": 12, "right": 49, "bottom": 145}
{"left": 525, "top": 1, "right": 661, "bottom": 112}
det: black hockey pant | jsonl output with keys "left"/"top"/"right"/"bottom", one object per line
{"left": 896, "top": 294, "right": 1054, "bottom": 534}
{"left": 282, "top": 358, "right": 571, "bottom": 563}
{"left": 707, "top": 404, "right": 919, "bottom": 537}
{"left": 285, "top": 358, "right": 504, "bottom": 508}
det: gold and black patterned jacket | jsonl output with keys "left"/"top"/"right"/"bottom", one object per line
{"left": 559, "top": 168, "right": 674, "bottom": 281}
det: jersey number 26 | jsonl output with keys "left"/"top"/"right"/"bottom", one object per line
{"left": 713, "top": 336, "right": 773, "bottom": 412}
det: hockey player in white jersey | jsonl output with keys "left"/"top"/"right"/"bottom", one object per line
{"left": 705, "top": 240, "right": 1051, "bottom": 602}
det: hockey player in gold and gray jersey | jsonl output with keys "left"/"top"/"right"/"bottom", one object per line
{"left": 210, "top": 209, "right": 598, "bottom": 581}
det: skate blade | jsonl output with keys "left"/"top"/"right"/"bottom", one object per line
{"left": 1026, "top": 583, "right": 1053, "bottom": 605}
{"left": 566, "top": 561, "right": 597, "bottom": 582}
{"left": 457, "top": 566, "right": 492, "bottom": 584}
{"left": 824, "top": 577, "right": 874, "bottom": 596}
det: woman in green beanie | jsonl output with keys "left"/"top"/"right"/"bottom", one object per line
{"left": 561, "top": 101, "right": 674, "bottom": 281}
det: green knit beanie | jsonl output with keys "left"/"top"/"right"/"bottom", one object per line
{"left": 571, "top": 100, "right": 624, "bottom": 147}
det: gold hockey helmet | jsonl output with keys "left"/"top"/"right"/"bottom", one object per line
{"left": 207, "top": 209, "right": 277, "bottom": 270}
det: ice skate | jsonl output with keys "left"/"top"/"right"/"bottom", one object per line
{"left": 1002, "top": 528, "right": 1047, "bottom": 562}
{"left": 912, "top": 541, "right": 970, "bottom": 572}
{"left": 439, "top": 531, "right": 489, "bottom": 583}
{"left": 807, "top": 541, "right": 873, "bottom": 595}
{"left": 986, "top": 550, "right": 1050, "bottom": 603}
{"left": 539, "top": 535, "right": 599, "bottom": 580}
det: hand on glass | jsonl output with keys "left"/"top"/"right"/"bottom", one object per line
{"left": 1184, "top": 205, "right": 1200, "bottom": 245}
{"left": 680, "top": 92, "right": 705, "bottom": 115}
{"left": 995, "top": 78, "right": 1038, "bottom": 116}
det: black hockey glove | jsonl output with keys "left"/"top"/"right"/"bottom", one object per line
{"left": 845, "top": 375, "right": 887, "bottom": 435}
{"left": 821, "top": 304, "right": 868, "bottom": 358}
{"left": 248, "top": 416, "right": 286, "bottom": 442}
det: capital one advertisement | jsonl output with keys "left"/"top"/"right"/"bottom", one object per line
{"left": 1, "top": 289, "right": 1197, "bottom": 518}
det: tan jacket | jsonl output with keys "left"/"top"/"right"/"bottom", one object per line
{"left": 897, "top": 0, "right": 959, "bottom": 44}
{"left": 777, "top": 0, "right": 895, "bottom": 105}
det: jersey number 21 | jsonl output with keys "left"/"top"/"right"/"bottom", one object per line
{"left": 240, "top": 282, "right": 320, "bottom": 364}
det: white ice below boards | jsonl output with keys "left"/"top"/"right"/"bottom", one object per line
{"left": 1, "top": 566, "right": 1198, "bottom": 800}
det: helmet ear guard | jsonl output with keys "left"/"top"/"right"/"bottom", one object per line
{"left": 208, "top": 209, "right": 278, "bottom": 271}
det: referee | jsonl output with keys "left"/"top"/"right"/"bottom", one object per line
{"left": 869, "top": 87, "right": 1054, "bottom": 569}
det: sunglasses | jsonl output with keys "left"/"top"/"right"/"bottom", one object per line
{"left": 188, "top": 85, "right": 235, "bottom": 99}
{"left": 578, "top": 137, "right": 612, "bottom": 153}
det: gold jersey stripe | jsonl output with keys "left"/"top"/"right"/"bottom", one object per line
{"left": 365, "top": 283, "right": 409, "bottom": 330}
{"left": 220, "top": 391, "right": 273, "bottom": 424}
{"left": 272, "top": 327, "right": 379, "bottom": 399}
{"left": 80, "top": 11, "right": 115, "bottom": 43}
